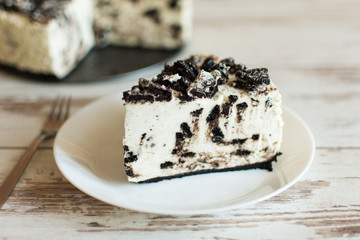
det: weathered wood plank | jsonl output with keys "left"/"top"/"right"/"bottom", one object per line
{"left": 0, "top": 148, "right": 359, "bottom": 239}
{"left": 0, "top": 98, "right": 93, "bottom": 148}
{"left": 0, "top": 0, "right": 359, "bottom": 239}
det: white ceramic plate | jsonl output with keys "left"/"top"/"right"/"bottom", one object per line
{"left": 54, "top": 93, "right": 315, "bottom": 215}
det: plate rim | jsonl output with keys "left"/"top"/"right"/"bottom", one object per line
{"left": 54, "top": 93, "right": 316, "bottom": 215}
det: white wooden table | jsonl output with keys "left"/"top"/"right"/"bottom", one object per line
{"left": 1, "top": 0, "right": 359, "bottom": 239}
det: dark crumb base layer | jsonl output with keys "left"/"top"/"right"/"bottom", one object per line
{"left": 137, "top": 153, "right": 281, "bottom": 184}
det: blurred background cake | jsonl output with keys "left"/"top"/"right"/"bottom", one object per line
{"left": 0, "top": 0, "right": 193, "bottom": 79}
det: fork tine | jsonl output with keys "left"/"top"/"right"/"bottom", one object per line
{"left": 49, "top": 96, "right": 71, "bottom": 122}
{"left": 63, "top": 96, "right": 71, "bottom": 121}
{"left": 55, "top": 97, "right": 66, "bottom": 121}
{"left": 48, "top": 96, "right": 60, "bottom": 121}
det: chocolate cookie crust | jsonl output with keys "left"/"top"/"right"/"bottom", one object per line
{"left": 138, "top": 153, "right": 281, "bottom": 183}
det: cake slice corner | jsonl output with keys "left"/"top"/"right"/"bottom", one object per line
{"left": 123, "top": 55, "right": 284, "bottom": 183}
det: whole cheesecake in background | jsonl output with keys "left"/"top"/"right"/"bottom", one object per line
{"left": 0, "top": 0, "right": 193, "bottom": 79}
{"left": 123, "top": 55, "right": 284, "bottom": 183}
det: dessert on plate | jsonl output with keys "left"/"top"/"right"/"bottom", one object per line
{"left": 0, "top": 0, "right": 192, "bottom": 78}
{"left": 123, "top": 55, "right": 284, "bottom": 183}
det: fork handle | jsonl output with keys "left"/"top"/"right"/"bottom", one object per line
{"left": 0, "top": 133, "right": 48, "bottom": 209}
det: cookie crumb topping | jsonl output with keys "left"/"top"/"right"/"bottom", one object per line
{"left": 123, "top": 55, "right": 273, "bottom": 103}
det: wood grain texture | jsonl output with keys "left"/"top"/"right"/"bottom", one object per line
{"left": 0, "top": 149, "right": 359, "bottom": 239}
{"left": 0, "top": 0, "right": 360, "bottom": 239}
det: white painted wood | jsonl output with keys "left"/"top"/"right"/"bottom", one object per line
{"left": 0, "top": 0, "right": 359, "bottom": 239}
{"left": 0, "top": 149, "right": 359, "bottom": 239}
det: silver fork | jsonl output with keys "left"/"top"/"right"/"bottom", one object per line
{"left": 0, "top": 96, "right": 71, "bottom": 209}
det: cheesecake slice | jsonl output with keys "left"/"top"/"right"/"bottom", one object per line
{"left": 123, "top": 55, "right": 283, "bottom": 183}
{"left": 0, "top": 0, "right": 94, "bottom": 78}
